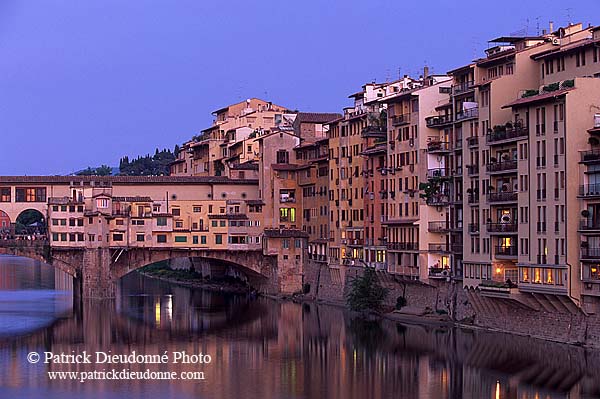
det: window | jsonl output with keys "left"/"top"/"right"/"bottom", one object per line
{"left": 136, "top": 234, "right": 145, "bottom": 242}
{"left": 192, "top": 236, "right": 198, "bottom": 244}
{"left": 174, "top": 236, "right": 187, "bottom": 243}
{"left": 157, "top": 217, "right": 168, "bottom": 226}
{"left": 96, "top": 198, "right": 109, "bottom": 208}
{"left": 113, "top": 233, "right": 124, "bottom": 242}
{"left": 0, "top": 188, "right": 10, "bottom": 202}
{"left": 172, "top": 208, "right": 181, "bottom": 216}
{"left": 193, "top": 206, "right": 202, "bottom": 213}
{"left": 15, "top": 187, "right": 46, "bottom": 203}
{"left": 201, "top": 236, "right": 207, "bottom": 244}
{"left": 215, "top": 234, "right": 223, "bottom": 244}
{"left": 157, "top": 234, "right": 167, "bottom": 243}
{"left": 276, "top": 150, "right": 289, "bottom": 164}
{"left": 211, "top": 220, "right": 218, "bottom": 227}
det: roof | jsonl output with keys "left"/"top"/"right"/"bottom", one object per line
{"left": 0, "top": 176, "right": 259, "bottom": 185}
{"left": 272, "top": 164, "right": 302, "bottom": 171}
{"left": 502, "top": 89, "right": 572, "bottom": 108}
{"left": 295, "top": 112, "right": 342, "bottom": 124}
{"left": 488, "top": 36, "right": 545, "bottom": 44}
{"left": 229, "top": 161, "right": 259, "bottom": 171}
{"left": 263, "top": 228, "right": 309, "bottom": 238}
{"left": 530, "top": 37, "right": 600, "bottom": 60}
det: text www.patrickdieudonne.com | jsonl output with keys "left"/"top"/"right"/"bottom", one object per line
{"left": 27, "top": 350, "right": 211, "bottom": 383}
{"left": 47, "top": 369, "right": 205, "bottom": 383}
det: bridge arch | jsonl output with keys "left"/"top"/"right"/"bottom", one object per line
{"left": 0, "top": 210, "right": 10, "bottom": 235}
{"left": 15, "top": 208, "right": 46, "bottom": 235}
{"left": 111, "top": 248, "right": 278, "bottom": 292}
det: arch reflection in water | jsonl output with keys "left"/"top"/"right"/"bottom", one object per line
{"left": 0, "top": 256, "right": 72, "bottom": 337}
{"left": 1, "top": 261, "right": 600, "bottom": 398}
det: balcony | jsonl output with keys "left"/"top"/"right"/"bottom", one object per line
{"left": 467, "top": 194, "right": 479, "bottom": 204}
{"left": 487, "top": 191, "right": 518, "bottom": 203}
{"left": 486, "top": 160, "right": 517, "bottom": 174}
{"left": 486, "top": 124, "right": 529, "bottom": 144}
{"left": 428, "top": 221, "right": 451, "bottom": 232}
{"left": 429, "top": 267, "right": 451, "bottom": 279}
{"left": 346, "top": 238, "right": 364, "bottom": 247}
{"left": 495, "top": 245, "right": 518, "bottom": 258}
{"left": 429, "top": 243, "right": 451, "bottom": 253}
{"left": 579, "top": 184, "right": 600, "bottom": 197}
{"left": 581, "top": 149, "right": 600, "bottom": 163}
{"left": 468, "top": 223, "right": 480, "bottom": 233}
{"left": 486, "top": 223, "right": 518, "bottom": 234}
{"left": 426, "top": 194, "right": 450, "bottom": 207}
{"left": 387, "top": 242, "right": 419, "bottom": 251}
{"left": 466, "top": 136, "right": 479, "bottom": 147}
{"left": 466, "top": 164, "right": 479, "bottom": 175}
{"left": 426, "top": 140, "right": 451, "bottom": 154}
{"left": 308, "top": 253, "right": 328, "bottom": 263}
{"left": 456, "top": 107, "right": 479, "bottom": 121}
{"left": 391, "top": 114, "right": 411, "bottom": 126}
{"left": 425, "top": 114, "right": 453, "bottom": 128}
{"left": 427, "top": 168, "right": 450, "bottom": 179}
{"left": 361, "top": 125, "right": 386, "bottom": 137}
{"left": 581, "top": 247, "right": 600, "bottom": 260}
{"left": 580, "top": 218, "right": 600, "bottom": 232}
{"left": 453, "top": 81, "right": 475, "bottom": 95}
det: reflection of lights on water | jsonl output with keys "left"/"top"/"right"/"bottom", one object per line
{"left": 495, "top": 380, "right": 500, "bottom": 399}
{"left": 155, "top": 298, "right": 161, "bottom": 328}
{"left": 166, "top": 295, "right": 172, "bottom": 323}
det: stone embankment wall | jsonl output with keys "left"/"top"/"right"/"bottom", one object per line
{"left": 304, "top": 261, "right": 600, "bottom": 348}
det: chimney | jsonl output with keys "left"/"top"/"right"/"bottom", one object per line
{"left": 423, "top": 66, "right": 429, "bottom": 79}
{"left": 549, "top": 21, "right": 554, "bottom": 33}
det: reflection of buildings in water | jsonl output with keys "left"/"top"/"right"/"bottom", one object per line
{"left": 2, "top": 271, "right": 600, "bottom": 398}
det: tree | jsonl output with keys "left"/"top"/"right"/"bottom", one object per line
{"left": 346, "top": 267, "right": 389, "bottom": 315}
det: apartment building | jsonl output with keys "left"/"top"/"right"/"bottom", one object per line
{"left": 326, "top": 81, "right": 413, "bottom": 269}
{"left": 170, "top": 98, "right": 294, "bottom": 178}
{"left": 381, "top": 73, "right": 453, "bottom": 281}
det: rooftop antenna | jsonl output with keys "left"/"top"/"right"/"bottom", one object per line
{"left": 535, "top": 16, "right": 540, "bottom": 35}
{"left": 397, "top": 67, "right": 402, "bottom": 80}
{"left": 566, "top": 7, "right": 573, "bottom": 24}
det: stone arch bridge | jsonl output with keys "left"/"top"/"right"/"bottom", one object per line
{"left": 0, "top": 241, "right": 278, "bottom": 298}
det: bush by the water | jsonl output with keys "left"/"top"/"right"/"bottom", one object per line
{"left": 346, "top": 267, "right": 389, "bottom": 314}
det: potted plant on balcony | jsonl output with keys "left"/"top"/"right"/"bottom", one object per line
{"left": 502, "top": 153, "right": 510, "bottom": 162}
{"left": 490, "top": 156, "right": 497, "bottom": 163}
{"left": 505, "top": 121, "right": 513, "bottom": 129}
{"left": 501, "top": 184, "right": 509, "bottom": 192}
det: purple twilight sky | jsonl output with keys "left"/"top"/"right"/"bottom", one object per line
{"left": 0, "top": 0, "right": 598, "bottom": 175}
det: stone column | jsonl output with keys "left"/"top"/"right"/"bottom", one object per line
{"left": 82, "top": 248, "right": 116, "bottom": 298}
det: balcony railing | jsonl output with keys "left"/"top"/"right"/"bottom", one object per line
{"left": 466, "top": 164, "right": 479, "bottom": 175}
{"left": 456, "top": 107, "right": 479, "bottom": 121}
{"left": 580, "top": 218, "right": 600, "bottom": 231}
{"left": 427, "top": 140, "right": 450, "bottom": 153}
{"left": 495, "top": 245, "right": 517, "bottom": 257}
{"left": 391, "top": 114, "right": 411, "bottom": 126}
{"left": 487, "top": 191, "right": 518, "bottom": 203}
{"left": 428, "top": 221, "right": 451, "bottom": 232}
{"left": 425, "top": 114, "right": 453, "bottom": 128}
{"left": 467, "top": 195, "right": 479, "bottom": 204}
{"left": 486, "top": 223, "right": 518, "bottom": 233}
{"left": 426, "top": 194, "right": 450, "bottom": 206}
{"left": 486, "top": 160, "right": 517, "bottom": 173}
{"left": 453, "top": 81, "right": 475, "bottom": 95}
{"left": 466, "top": 136, "right": 479, "bottom": 147}
{"left": 486, "top": 125, "right": 529, "bottom": 143}
{"left": 429, "top": 267, "right": 451, "bottom": 278}
{"left": 429, "top": 243, "right": 451, "bottom": 253}
{"left": 581, "top": 149, "right": 600, "bottom": 163}
{"left": 579, "top": 184, "right": 600, "bottom": 197}
{"left": 581, "top": 247, "right": 600, "bottom": 260}
{"left": 387, "top": 242, "right": 419, "bottom": 251}
{"left": 427, "top": 168, "right": 449, "bottom": 179}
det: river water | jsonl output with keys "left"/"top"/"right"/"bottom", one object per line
{"left": 0, "top": 256, "right": 599, "bottom": 399}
